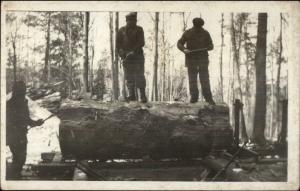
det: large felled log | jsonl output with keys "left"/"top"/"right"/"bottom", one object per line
{"left": 58, "top": 100, "right": 233, "bottom": 160}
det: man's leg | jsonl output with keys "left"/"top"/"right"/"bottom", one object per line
{"left": 187, "top": 64, "right": 199, "bottom": 103}
{"left": 8, "top": 139, "right": 27, "bottom": 180}
{"left": 199, "top": 60, "right": 215, "bottom": 105}
{"left": 123, "top": 63, "right": 136, "bottom": 101}
{"left": 135, "top": 60, "right": 147, "bottom": 103}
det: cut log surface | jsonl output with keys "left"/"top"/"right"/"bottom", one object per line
{"left": 58, "top": 100, "right": 233, "bottom": 160}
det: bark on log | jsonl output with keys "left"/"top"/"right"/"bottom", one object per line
{"left": 58, "top": 100, "right": 233, "bottom": 160}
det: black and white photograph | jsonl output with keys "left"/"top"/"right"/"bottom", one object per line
{"left": 1, "top": 1, "right": 299, "bottom": 190}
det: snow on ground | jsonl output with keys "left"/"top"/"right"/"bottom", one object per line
{"left": 6, "top": 94, "right": 61, "bottom": 164}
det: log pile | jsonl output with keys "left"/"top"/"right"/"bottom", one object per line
{"left": 58, "top": 100, "right": 233, "bottom": 160}
{"left": 36, "top": 92, "right": 61, "bottom": 113}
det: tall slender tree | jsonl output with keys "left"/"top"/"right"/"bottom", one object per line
{"left": 114, "top": 12, "right": 120, "bottom": 100}
{"left": 6, "top": 13, "right": 19, "bottom": 82}
{"left": 219, "top": 13, "right": 225, "bottom": 102}
{"left": 275, "top": 13, "right": 283, "bottom": 138}
{"left": 83, "top": 12, "right": 90, "bottom": 92}
{"left": 109, "top": 12, "right": 117, "bottom": 100}
{"left": 42, "top": 12, "right": 52, "bottom": 82}
{"left": 67, "top": 14, "right": 73, "bottom": 96}
{"left": 152, "top": 12, "right": 159, "bottom": 101}
{"left": 182, "top": 12, "right": 191, "bottom": 101}
{"left": 253, "top": 13, "right": 268, "bottom": 144}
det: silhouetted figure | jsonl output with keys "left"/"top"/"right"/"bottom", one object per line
{"left": 116, "top": 12, "right": 147, "bottom": 103}
{"left": 6, "top": 81, "right": 44, "bottom": 179}
{"left": 177, "top": 18, "right": 215, "bottom": 105}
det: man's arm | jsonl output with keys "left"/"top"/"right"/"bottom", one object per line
{"left": 132, "top": 27, "right": 145, "bottom": 53}
{"left": 206, "top": 31, "right": 214, "bottom": 51}
{"left": 177, "top": 32, "right": 187, "bottom": 52}
{"left": 177, "top": 31, "right": 191, "bottom": 54}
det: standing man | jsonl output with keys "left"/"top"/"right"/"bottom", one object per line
{"left": 177, "top": 17, "right": 215, "bottom": 105}
{"left": 116, "top": 12, "right": 147, "bottom": 103}
{"left": 6, "top": 81, "right": 44, "bottom": 179}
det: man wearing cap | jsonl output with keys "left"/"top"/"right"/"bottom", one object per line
{"left": 6, "top": 81, "right": 44, "bottom": 179}
{"left": 177, "top": 17, "right": 215, "bottom": 105}
{"left": 116, "top": 12, "right": 147, "bottom": 103}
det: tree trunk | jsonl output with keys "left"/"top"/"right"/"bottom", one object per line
{"left": 109, "top": 12, "right": 116, "bottom": 100}
{"left": 114, "top": 12, "right": 119, "bottom": 100}
{"left": 152, "top": 12, "right": 159, "bottom": 101}
{"left": 275, "top": 13, "right": 283, "bottom": 139}
{"left": 83, "top": 12, "right": 90, "bottom": 92}
{"left": 231, "top": 14, "right": 243, "bottom": 100}
{"left": 68, "top": 16, "right": 73, "bottom": 97}
{"left": 122, "top": 72, "right": 127, "bottom": 99}
{"left": 243, "top": 22, "right": 253, "bottom": 138}
{"left": 161, "top": 13, "right": 166, "bottom": 101}
{"left": 231, "top": 13, "right": 248, "bottom": 143}
{"left": 43, "top": 12, "right": 51, "bottom": 82}
{"left": 270, "top": 56, "right": 275, "bottom": 140}
{"left": 182, "top": 12, "right": 190, "bottom": 101}
{"left": 253, "top": 13, "right": 268, "bottom": 144}
{"left": 58, "top": 101, "right": 233, "bottom": 160}
{"left": 219, "top": 13, "right": 224, "bottom": 102}
{"left": 90, "top": 45, "right": 95, "bottom": 93}
{"left": 12, "top": 40, "right": 17, "bottom": 82}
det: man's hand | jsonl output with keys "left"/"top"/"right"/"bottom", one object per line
{"left": 183, "top": 48, "right": 191, "bottom": 54}
{"left": 35, "top": 119, "right": 44, "bottom": 127}
{"left": 119, "top": 49, "right": 126, "bottom": 59}
{"left": 126, "top": 51, "right": 134, "bottom": 57}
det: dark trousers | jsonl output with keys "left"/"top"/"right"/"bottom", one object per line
{"left": 7, "top": 136, "right": 27, "bottom": 179}
{"left": 123, "top": 56, "right": 146, "bottom": 90}
{"left": 187, "top": 59, "right": 213, "bottom": 102}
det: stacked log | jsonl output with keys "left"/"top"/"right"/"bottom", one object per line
{"left": 36, "top": 92, "right": 61, "bottom": 113}
{"left": 58, "top": 100, "right": 233, "bottom": 160}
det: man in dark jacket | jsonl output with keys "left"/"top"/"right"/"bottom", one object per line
{"left": 116, "top": 12, "right": 147, "bottom": 103}
{"left": 6, "top": 81, "right": 44, "bottom": 179}
{"left": 177, "top": 17, "right": 215, "bottom": 105}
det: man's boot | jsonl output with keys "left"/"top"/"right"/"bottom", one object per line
{"left": 190, "top": 92, "right": 198, "bottom": 103}
{"left": 139, "top": 88, "right": 148, "bottom": 103}
{"left": 190, "top": 96, "right": 198, "bottom": 103}
{"left": 126, "top": 87, "right": 136, "bottom": 101}
{"left": 206, "top": 98, "right": 216, "bottom": 105}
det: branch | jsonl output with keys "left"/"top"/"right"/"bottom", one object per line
{"left": 148, "top": 12, "right": 155, "bottom": 22}
{"left": 88, "top": 17, "right": 95, "bottom": 32}
{"left": 186, "top": 12, "right": 191, "bottom": 23}
{"left": 79, "top": 12, "right": 84, "bottom": 28}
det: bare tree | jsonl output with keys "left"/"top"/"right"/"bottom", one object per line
{"left": 231, "top": 13, "right": 249, "bottom": 143}
{"left": 219, "top": 13, "right": 225, "bottom": 102}
{"left": 275, "top": 13, "right": 284, "bottom": 138}
{"left": 160, "top": 13, "right": 167, "bottom": 101}
{"left": 6, "top": 13, "right": 20, "bottom": 82}
{"left": 109, "top": 12, "right": 119, "bottom": 100}
{"left": 67, "top": 15, "right": 73, "bottom": 96}
{"left": 181, "top": 12, "right": 191, "bottom": 101}
{"left": 83, "top": 12, "right": 90, "bottom": 92}
{"left": 253, "top": 13, "right": 268, "bottom": 144}
{"left": 243, "top": 18, "right": 256, "bottom": 140}
{"left": 12, "top": 36, "right": 17, "bottom": 82}
{"left": 114, "top": 12, "right": 119, "bottom": 100}
{"left": 152, "top": 12, "right": 159, "bottom": 101}
{"left": 42, "top": 12, "right": 51, "bottom": 82}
